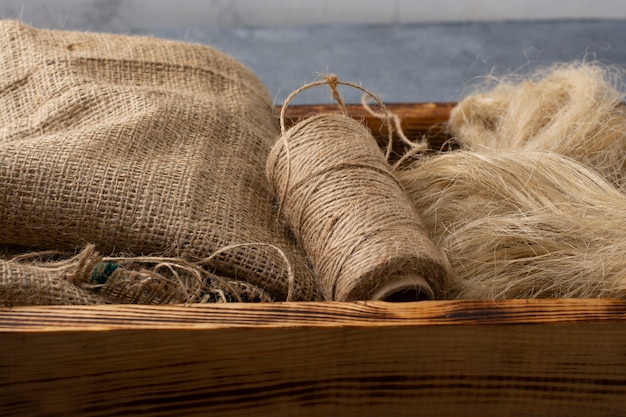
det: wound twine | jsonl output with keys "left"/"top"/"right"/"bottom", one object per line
{"left": 267, "top": 76, "right": 448, "bottom": 301}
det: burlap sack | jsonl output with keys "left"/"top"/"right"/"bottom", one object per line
{"left": 0, "top": 20, "right": 319, "bottom": 303}
{"left": 0, "top": 257, "right": 108, "bottom": 306}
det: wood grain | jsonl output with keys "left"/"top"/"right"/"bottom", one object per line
{"left": 278, "top": 102, "right": 457, "bottom": 152}
{"left": 2, "top": 299, "right": 626, "bottom": 416}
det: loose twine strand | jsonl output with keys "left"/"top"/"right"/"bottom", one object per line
{"left": 9, "top": 242, "right": 296, "bottom": 303}
{"left": 280, "top": 74, "right": 424, "bottom": 159}
{"left": 276, "top": 74, "right": 427, "bottom": 217}
{"left": 359, "top": 95, "right": 430, "bottom": 170}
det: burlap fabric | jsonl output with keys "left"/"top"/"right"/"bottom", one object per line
{"left": 0, "top": 255, "right": 108, "bottom": 306}
{"left": 0, "top": 20, "right": 319, "bottom": 304}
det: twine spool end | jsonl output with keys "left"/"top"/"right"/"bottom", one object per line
{"left": 369, "top": 274, "right": 434, "bottom": 302}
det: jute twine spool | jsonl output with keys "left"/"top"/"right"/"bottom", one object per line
{"left": 266, "top": 76, "right": 448, "bottom": 301}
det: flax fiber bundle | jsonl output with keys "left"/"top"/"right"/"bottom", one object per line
{"left": 448, "top": 62, "right": 626, "bottom": 191}
{"left": 0, "top": 20, "right": 318, "bottom": 305}
{"left": 267, "top": 80, "right": 448, "bottom": 301}
{"left": 396, "top": 150, "right": 626, "bottom": 299}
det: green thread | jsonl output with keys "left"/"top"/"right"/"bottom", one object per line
{"left": 90, "top": 261, "right": 119, "bottom": 285}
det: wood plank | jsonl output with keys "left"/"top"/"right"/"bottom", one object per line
{"left": 0, "top": 298, "right": 624, "bottom": 330}
{"left": 278, "top": 102, "right": 456, "bottom": 151}
{"left": 2, "top": 299, "right": 626, "bottom": 416}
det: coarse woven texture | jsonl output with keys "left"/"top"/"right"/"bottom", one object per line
{"left": 0, "top": 20, "right": 319, "bottom": 304}
{"left": 267, "top": 113, "right": 449, "bottom": 301}
{"left": 448, "top": 62, "right": 626, "bottom": 192}
{"left": 0, "top": 244, "right": 274, "bottom": 306}
{"left": 396, "top": 150, "right": 626, "bottom": 300}
{"left": 93, "top": 251, "right": 276, "bottom": 304}
{"left": 0, "top": 247, "right": 108, "bottom": 306}
{"left": 0, "top": 261, "right": 107, "bottom": 306}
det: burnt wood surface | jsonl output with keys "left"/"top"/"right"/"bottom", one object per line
{"left": 2, "top": 299, "right": 626, "bottom": 416}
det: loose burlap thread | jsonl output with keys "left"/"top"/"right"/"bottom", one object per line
{"left": 0, "top": 20, "right": 320, "bottom": 305}
{"left": 0, "top": 244, "right": 274, "bottom": 306}
{"left": 267, "top": 77, "right": 448, "bottom": 301}
{"left": 0, "top": 246, "right": 108, "bottom": 306}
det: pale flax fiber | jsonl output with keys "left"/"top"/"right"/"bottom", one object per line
{"left": 448, "top": 62, "right": 626, "bottom": 191}
{"left": 397, "top": 150, "right": 626, "bottom": 299}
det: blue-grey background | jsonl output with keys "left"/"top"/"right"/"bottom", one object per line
{"left": 2, "top": 1, "right": 626, "bottom": 104}
{"left": 143, "top": 21, "right": 626, "bottom": 104}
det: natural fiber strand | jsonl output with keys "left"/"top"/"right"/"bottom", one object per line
{"left": 0, "top": 244, "right": 108, "bottom": 306}
{"left": 359, "top": 94, "right": 429, "bottom": 169}
{"left": 279, "top": 75, "right": 396, "bottom": 159}
{"left": 0, "top": 243, "right": 280, "bottom": 306}
{"left": 448, "top": 62, "right": 626, "bottom": 191}
{"left": 100, "top": 242, "right": 292, "bottom": 303}
{"left": 396, "top": 150, "right": 626, "bottom": 299}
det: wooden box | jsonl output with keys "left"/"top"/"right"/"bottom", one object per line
{"left": 2, "top": 103, "right": 626, "bottom": 417}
